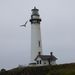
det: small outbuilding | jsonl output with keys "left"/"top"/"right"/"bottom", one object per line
{"left": 34, "top": 52, "right": 57, "bottom": 66}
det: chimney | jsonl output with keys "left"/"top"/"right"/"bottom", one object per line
{"left": 38, "top": 52, "right": 41, "bottom": 55}
{"left": 50, "top": 52, "right": 53, "bottom": 56}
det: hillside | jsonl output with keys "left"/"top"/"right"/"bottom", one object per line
{"left": 0, "top": 63, "right": 75, "bottom": 75}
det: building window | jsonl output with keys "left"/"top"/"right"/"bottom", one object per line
{"left": 40, "top": 60, "right": 41, "bottom": 64}
{"left": 37, "top": 60, "right": 41, "bottom": 64}
{"left": 37, "top": 60, "right": 39, "bottom": 64}
{"left": 38, "top": 41, "right": 40, "bottom": 47}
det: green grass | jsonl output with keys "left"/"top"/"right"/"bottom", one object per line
{"left": 47, "top": 63, "right": 75, "bottom": 75}
{"left": 1, "top": 63, "right": 75, "bottom": 75}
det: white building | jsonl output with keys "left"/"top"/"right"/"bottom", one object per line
{"left": 35, "top": 52, "right": 57, "bottom": 66}
{"left": 29, "top": 7, "right": 57, "bottom": 66}
{"left": 30, "top": 7, "right": 42, "bottom": 63}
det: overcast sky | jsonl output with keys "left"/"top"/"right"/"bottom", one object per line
{"left": 0, "top": 0, "right": 75, "bottom": 69}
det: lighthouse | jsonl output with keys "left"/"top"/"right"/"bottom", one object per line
{"left": 29, "top": 7, "right": 57, "bottom": 66}
{"left": 30, "top": 7, "right": 42, "bottom": 63}
{"left": 20, "top": 7, "right": 57, "bottom": 66}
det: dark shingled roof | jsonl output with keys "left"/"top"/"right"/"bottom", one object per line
{"left": 35, "top": 55, "right": 57, "bottom": 61}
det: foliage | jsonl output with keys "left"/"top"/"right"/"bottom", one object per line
{"left": 47, "top": 63, "right": 75, "bottom": 75}
{"left": 1, "top": 68, "right": 6, "bottom": 72}
{"left": 0, "top": 63, "right": 75, "bottom": 75}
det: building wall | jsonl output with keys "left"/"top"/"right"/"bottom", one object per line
{"left": 36, "top": 57, "right": 43, "bottom": 66}
{"left": 31, "top": 23, "right": 42, "bottom": 63}
{"left": 42, "top": 60, "right": 49, "bottom": 66}
{"left": 50, "top": 61, "right": 56, "bottom": 65}
{"left": 35, "top": 57, "right": 49, "bottom": 66}
{"left": 35, "top": 57, "right": 57, "bottom": 66}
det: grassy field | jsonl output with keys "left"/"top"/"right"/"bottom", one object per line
{"left": 0, "top": 63, "right": 75, "bottom": 75}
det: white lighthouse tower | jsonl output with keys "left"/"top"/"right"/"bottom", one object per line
{"left": 30, "top": 7, "right": 42, "bottom": 63}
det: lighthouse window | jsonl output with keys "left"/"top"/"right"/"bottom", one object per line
{"left": 38, "top": 41, "right": 40, "bottom": 47}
